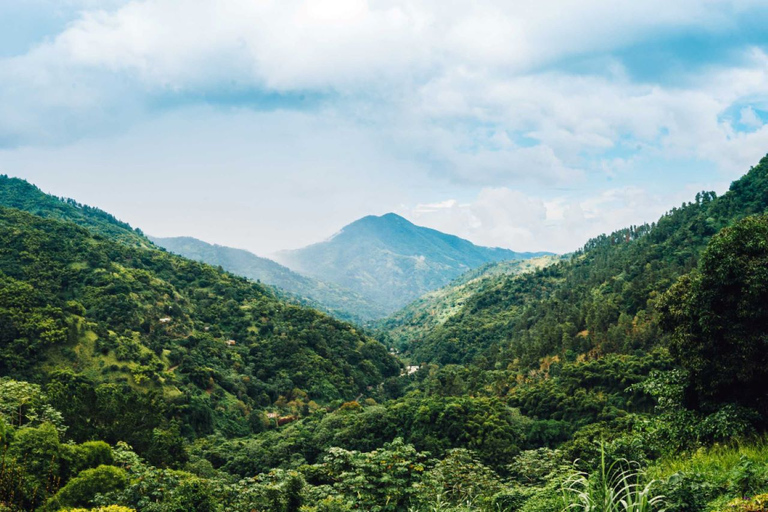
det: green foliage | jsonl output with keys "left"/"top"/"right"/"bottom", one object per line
{"left": 63, "top": 507, "right": 136, "bottom": 512}
{"left": 508, "top": 352, "right": 670, "bottom": 429}
{"left": 415, "top": 449, "right": 504, "bottom": 510}
{"left": 60, "top": 441, "right": 114, "bottom": 481}
{"left": 4, "top": 157, "right": 768, "bottom": 510}
{"left": 659, "top": 214, "right": 768, "bottom": 415}
{"left": 379, "top": 255, "right": 559, "bottom": 349}
{"left": 0, "top": 199, "right": 400, "bottom": 459}
{"left": 97, "top": 442, "right": 218, "bottom": 512}
{"left": 718, "top": 494, "right": 768, "bottom": 512}
{"left": 651, "top": 439, "right": 768, "bottom": 511}
{"left": 45, "top": 465, "right": 128, "bottom": 511}
{"left": 0, "top": 420, "right": 119, "bottom": 511}
{"left": 507, "top": 448, "right": 565, "bottom": 486}
{"left": 0, "top": 274, "right": 69, "bottom": 373}
{"left": 9, "top": 422, "right": 62, "bottom": 487}
{"left": 310, "top": 438, "right": 429, "bottom": 511}
{"left": 562, "top": 446, "right": 665, "bottom": 511}
{"left": 225, "top": 469, "right": 306, "bottom": 512}
{"left": 0, "top": 378, "right": 66, "bottom": 433}
{"left": 207, "top": 395, "right": 529, "bottom": 477}
{"left": 0, "top": 175, "right": 147, "bottom": 247}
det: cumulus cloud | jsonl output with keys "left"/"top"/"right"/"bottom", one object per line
{"left": 2, "top": 0, "right": 768, "bottom": 177}
{"left": 30, "top": 0, "right": 760, "bottom": 90}
{"left": 399, "top": 185, "right": 711, "bottom": 253}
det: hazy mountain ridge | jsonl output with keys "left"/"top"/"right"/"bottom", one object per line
{"left": 276, "top": 212, "right": 552, "bottom": 315}
{"left": 149, "top": 235, "right": 387, "bottom": 322}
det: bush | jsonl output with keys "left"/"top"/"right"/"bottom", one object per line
{"left": 64, "top": 507, "right": 136, "bottom": 512}
{"left": 60, "top": 441, "right": 114, "bottom": 480}
{"left": 46, "top": 465, "right": 128, "bottom": 510}
{"left": 718, "top": 494, "right": 768, "bottom": 512}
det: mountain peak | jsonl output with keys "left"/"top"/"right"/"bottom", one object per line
{"left": 277, "top": 213, "right": 552, "bottom": 315}
{"left": 346, "top": 212, "right": 410, "bottom": 229}
{"left": 379, "top": 212, "right": 408, "bottom": 221}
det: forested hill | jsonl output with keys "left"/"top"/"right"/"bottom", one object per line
{"left": 0, "top": 174, "right": 148, "bottom": 247}
{"left": 379, "top": 255, "right": 560, "bottom": 348}
{"left": 0, "top": 203, "right": 400, "bottom": 461}
{"left": 408, "top": 155, "right": 768, "bottom": 367}
{"left": 276, "top": 212, "right": 551, "bottom": 315}
{"left": 150, "top": 235, "right": 387, "bottom": 322}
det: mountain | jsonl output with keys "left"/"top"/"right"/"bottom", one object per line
{"left": 0, "top": 176, "right": 401, "bottom": 462}
{"left": 378, "top": 254, "right": 560, "bottom": 348}
{"left": 149, "top": 236, "right": 387, "bottom": 321}
{"left": 406, "top": 156, "right": 768, "bottom": 367}
{"left": 275, "top": 213, "right": 552, "bottom": 315}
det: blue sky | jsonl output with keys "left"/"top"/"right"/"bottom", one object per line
{"left": 1, "top": 0, "right": 768, "bottom": 254}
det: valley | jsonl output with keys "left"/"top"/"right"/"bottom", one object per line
{"left": 2, "top": 155, "right": 768, "bottom": 511}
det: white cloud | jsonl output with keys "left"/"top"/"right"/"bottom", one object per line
{"left": 34, "top": 0, "right": 757, "bottom": 91}
{"left": 739, "top": 106, "right": 763, "bottom": 129}
{"left": 3, "top": 0, "right": 768, "bottom": 177}
{"left": 399, "top": 184, "right": 715, "bottom": 253}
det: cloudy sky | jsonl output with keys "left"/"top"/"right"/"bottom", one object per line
{"left": 2, "top": 0, "right": 768, "bottom": 255}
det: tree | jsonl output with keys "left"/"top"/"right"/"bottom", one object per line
{"left": 659, "top": 215, "right": 768, "bottom": 414}
{"left": 44, "top": 465, "right": 128, "bottom": 511}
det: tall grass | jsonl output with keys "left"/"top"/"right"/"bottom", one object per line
{"left": 648, "top": 437, "right": 768, "bottom": 481}
{"left": 562, "top": 446, "right": 665, "bottom": 512}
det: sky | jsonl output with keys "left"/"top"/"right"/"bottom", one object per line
{"left": 1, "top": 1, "right": 768, "bottom": 256}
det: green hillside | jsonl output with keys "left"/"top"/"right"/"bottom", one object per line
{"left": 150, "top": 236, "right": 387, "bottom": 322}
{"left": 407, "top": 157, "right": 768, "bottom": 368}
{"left": 0, "top": 175, "right": 149, "bottom": 247}
{"left": 0, "top": 202, "right": 400, "bottom": 456}
{"left": 276, "top": 213, "right": 551, "bottom": 315}
{"left": 379, "top": 255, "right": 560, "bottom": 349}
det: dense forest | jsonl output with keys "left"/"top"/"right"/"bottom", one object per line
{"left": 2, "top": 155, "right": 768, "bottom": 511}
{"left": 378, "top": 255, "right": 560, "bottom": 349}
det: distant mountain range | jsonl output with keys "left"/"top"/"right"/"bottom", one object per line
{"left": 149, "top": 236, "right": 386, "bottom": 322}
{"left": 275, "top": 213, "right": 552, "bottom": 315}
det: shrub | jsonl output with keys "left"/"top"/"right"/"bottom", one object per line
{"left": 718, "top": 494, "right": 768, "bottom": 512}
{"left": 45, "top": 465, "right": 128, "bottom": 510}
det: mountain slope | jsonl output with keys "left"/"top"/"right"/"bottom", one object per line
{"left": 0, "top": 174, "right": 149, "bottom": 247}
{"left": 276, "top": 213, "right": 551, "bottom": 315}
{"left": 407, "top": 155, "right": 768, "bottom": 368}
{"left": 379, "top": 255, "right": 560, "bottom": 348}
{"left": 149, "top": 236, "right": 387, "bottom": 321}
{"left": 0, "top": 178, "right": 401, "bottom": 459}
